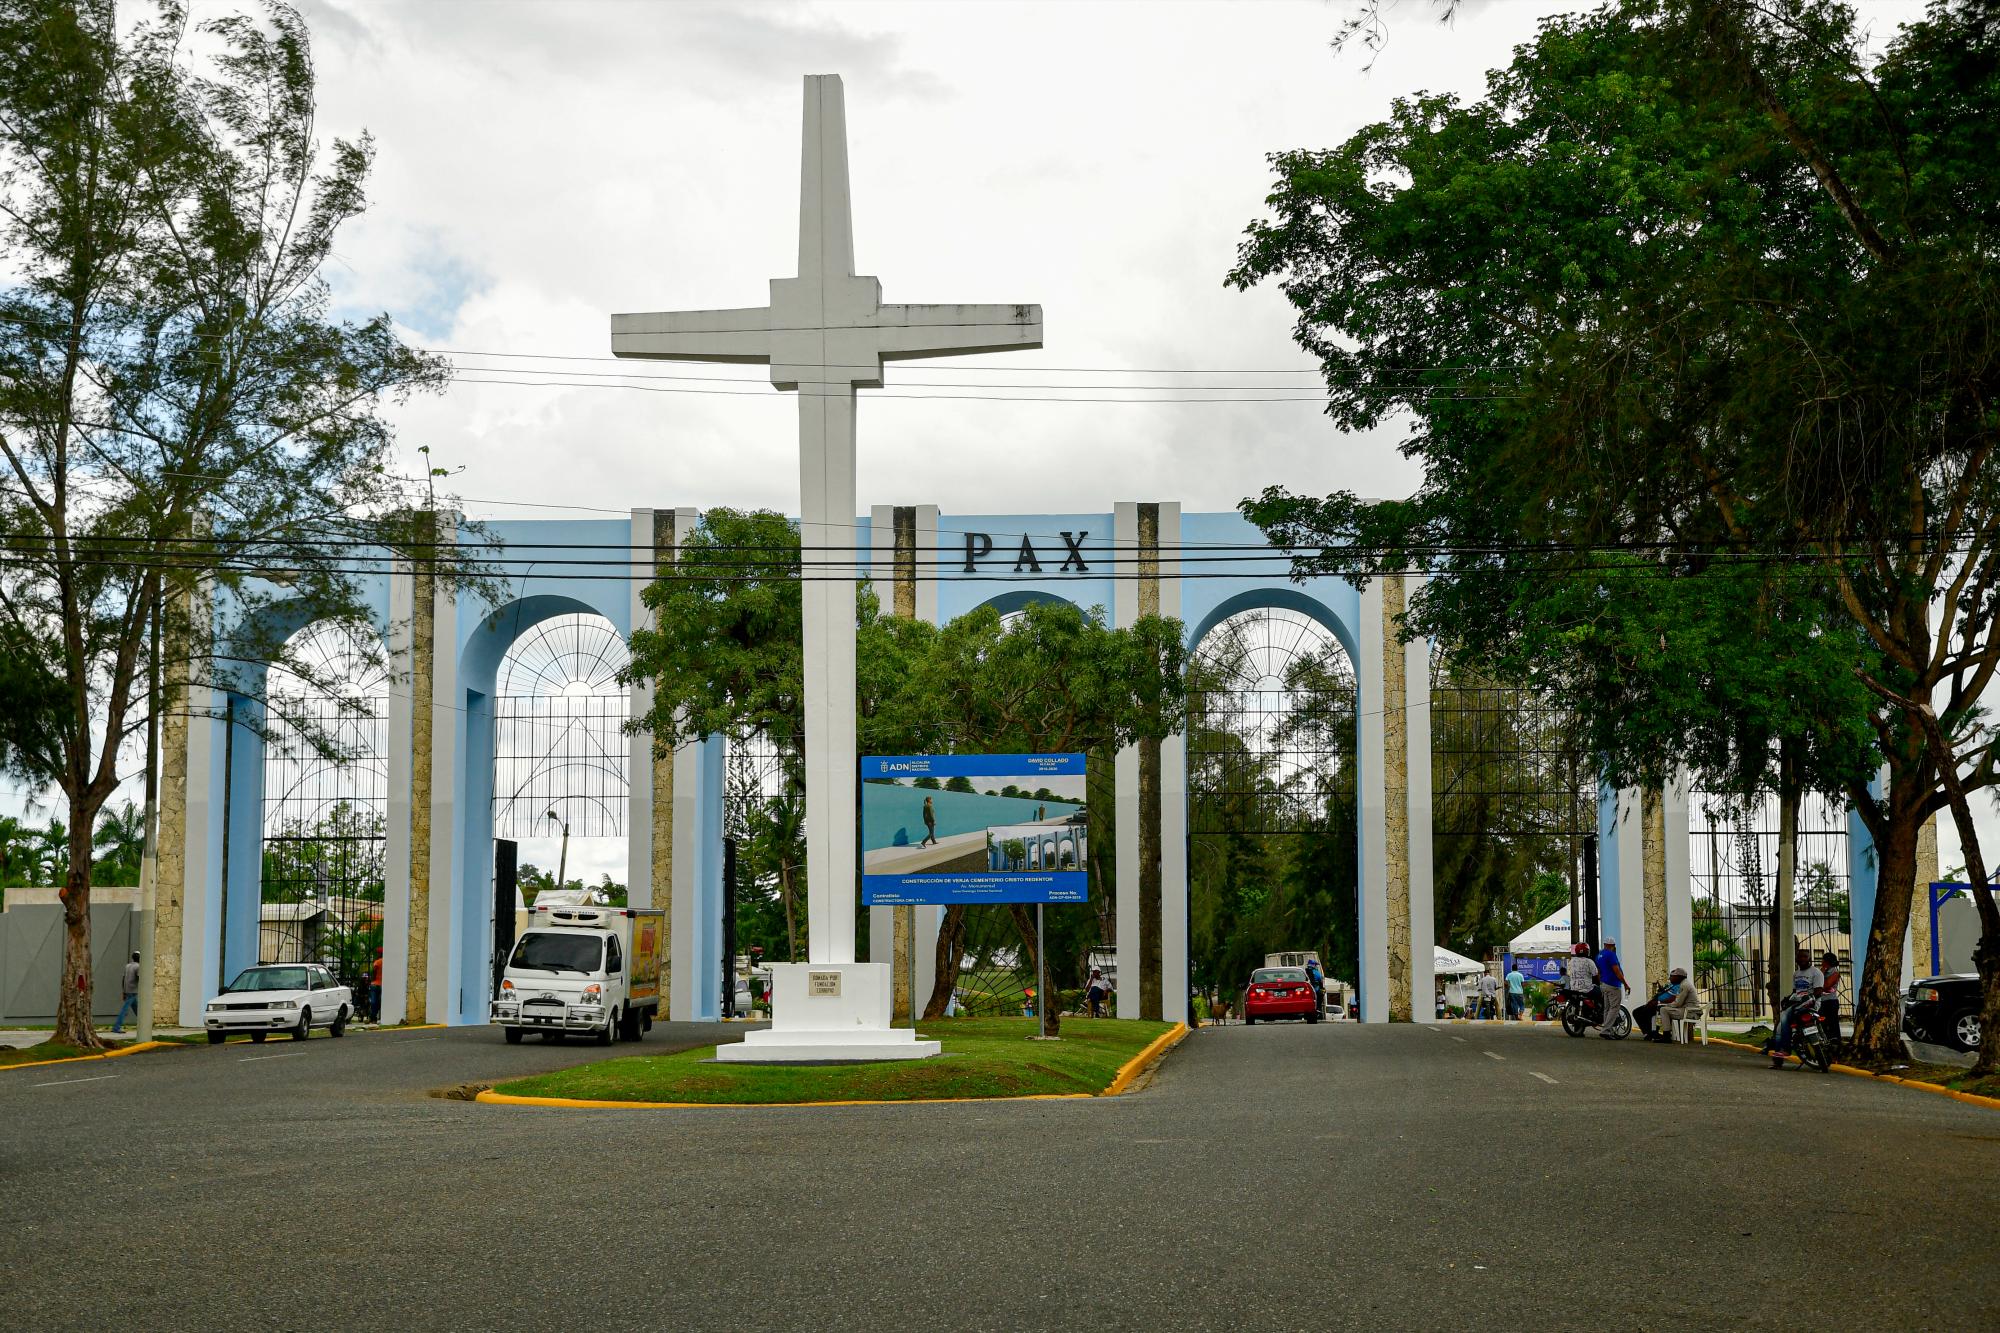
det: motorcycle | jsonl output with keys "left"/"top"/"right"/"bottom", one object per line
{"left": 1557, "top": 988, "right": 1631, "bottom": 1039}
{"left": 1774, "top": 995, "right": 1835, "bottom": 1072}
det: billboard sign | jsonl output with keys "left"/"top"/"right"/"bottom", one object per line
{"left": 860, "top": 753, "right": 1088, "bottom": 905}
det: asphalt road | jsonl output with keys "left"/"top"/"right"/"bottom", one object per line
{"left": 3, "top": 1019, "right": 1993, "bottom": 1330}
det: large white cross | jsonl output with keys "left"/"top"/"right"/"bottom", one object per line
{"left": 612, "top": 75, "right": 1042, "bottom": 966}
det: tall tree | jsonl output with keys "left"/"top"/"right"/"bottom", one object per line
{"left": 1230, "top": 0, "right": 2000, "bottom": 1068}
{"left": 0, "top": 1, "right": 449, "bottom": 1048}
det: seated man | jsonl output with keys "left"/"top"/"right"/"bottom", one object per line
{"left": 1634, "top": 967, "right": 1695, "bottom": 1042}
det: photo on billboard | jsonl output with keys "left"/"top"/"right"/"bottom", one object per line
{"left": 860, "top": 753, "right": 1087, "bottom": 905}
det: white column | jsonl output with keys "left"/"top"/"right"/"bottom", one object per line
{"left": 175, "top": 675, "right": 221, "bottom": 1027}
{"left": 1356, "top": 579, "right": 1391, "bottom": 1022}
{"left": 380, "top": 561, "right": 415, "bottom": 1026}
{"left": 799, "top": 388, "right": 860, "bottom": 964}
{"left": 1113, "top": 502, "right": 1142, "bottom": 1016}
{"left": 1157, "top": 503, "right": 1188, "bottom": 1024}
{"left": 1403, "top": 601, "right": 1435, "bottom": 1023}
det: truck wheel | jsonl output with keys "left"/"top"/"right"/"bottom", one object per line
{"left": 619, "top": 1008, "right": 642, "bottom": 1042}
{"left": 503, "top": 1027, "right": 524, "bottom": 1045}
{"left": 596, "top": 1008, "right": 617, "bottom": 1045}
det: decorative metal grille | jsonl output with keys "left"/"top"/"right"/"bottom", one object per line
{"left": 1689, "top": 792, "right": 1851, "bottom": 1019}
{"left": 493, "top": 614, "right": 630, "bottom": 839}
{"left": 260, "top": 621, "right": 388, "bottom": 998}
{"left": 1186, "top": 608, "right": 1353, "bottom": 835}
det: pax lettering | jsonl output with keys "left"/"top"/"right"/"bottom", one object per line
{"left": 960, "top": 531, "right": 1090, "bottom": 574}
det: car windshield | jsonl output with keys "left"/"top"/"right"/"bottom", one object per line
{"left": 225, "top": 967, "right": 309, "bottom": 992}
{"left": 1251, "top": 968, "right": 1307, "bottom": 984}
{"left": 510, "top": 932, "right": 602, "bottom": 974}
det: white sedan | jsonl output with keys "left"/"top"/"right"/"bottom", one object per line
{"left": 203, "top": 964, "right": 354, "bottom": 1044}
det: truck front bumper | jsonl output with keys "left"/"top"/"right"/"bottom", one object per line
{"left": 490, "top": 1002, "right": 607, "bottom": 1033}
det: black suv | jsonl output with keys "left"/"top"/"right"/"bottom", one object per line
{"left": 1902, "top": 975, "right": 1985, "bottom": 1052}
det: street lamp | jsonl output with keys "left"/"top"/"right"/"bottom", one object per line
{"left": 545, "top": 809, "right": 569, "bottom": 891}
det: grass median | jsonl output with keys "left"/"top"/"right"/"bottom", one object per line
{"left": 489, "top": 1016, "right": 1176, "bottom": 1105}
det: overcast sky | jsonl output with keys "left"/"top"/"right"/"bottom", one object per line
{"left": 295, "top": 0, "right": 1586, "bottom": 520}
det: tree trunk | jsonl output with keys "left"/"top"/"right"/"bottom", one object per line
{"left": 53, "top": 807, "right": 101, "bottom": 1050}
{"left": 1848, "top": 767, "right": 1925, "bottom": 1065}
{"left": 922, "top": 905, "right": 968, "bottom": 1020}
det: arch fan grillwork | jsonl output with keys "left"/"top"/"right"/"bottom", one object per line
{"left": 1186, "top": 609, "right": 1353, "bottom": 835}
{"left": 494, "top": 614, "right": 630, "bottom": 839}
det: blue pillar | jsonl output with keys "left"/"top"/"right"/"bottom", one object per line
{"left": 689, "top": 735, "right": 725, "bottom": 1021}
{"left": 222, "top": 693, "right": 266, "bottom": 983}
{"left": 1848, "top": 770, "right": 1885, "bottom": 989}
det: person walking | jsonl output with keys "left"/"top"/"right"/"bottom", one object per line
{"left": 369, "top": 947, "right": 383, "bottom": 1022}
{"left": 112, "top": 951, "right": 140, "bottom": 1033}
{"left": 1504, "top": 964, "right": 1526, "bottom": 1021}
{"left": 920, "top": 796, "right": 938, "bottom": 848}
{"left": 1595, "top": 936, "right": 1630, "bottom": 1037}
{"left": 1305, "top": 955, "right": 1327, "bottom": 1016}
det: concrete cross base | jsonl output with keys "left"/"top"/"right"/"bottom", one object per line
{"left": 715, "top": 962, "right": 941, "bottom": 1063}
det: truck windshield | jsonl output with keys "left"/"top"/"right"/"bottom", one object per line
{"left": 510, "top": 933, "right": 602, "bottom": 974}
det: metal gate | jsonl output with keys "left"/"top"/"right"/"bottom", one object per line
{"left": 260, "top": 623, "right": 388, "bottom": 999}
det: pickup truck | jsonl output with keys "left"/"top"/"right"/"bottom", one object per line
{"left": 491, "top": 904, "right": 664, "bottom": 1044}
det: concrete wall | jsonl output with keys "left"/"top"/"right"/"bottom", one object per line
{"left": 0, "top": 889, "right": 137, "bottom": 1023}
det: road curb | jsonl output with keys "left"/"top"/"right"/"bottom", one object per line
{"left": 0, "top": 1039, "right": 172, "bottom": 1074}
{"left": 1708, "top": 1036, "right": 2000, "bottom": 1112}
{"left": 1103, "top": 1022, "right": 1190, "bottom": 1096}
{"left": 474, "top": 1022, "right": 1192, "bottom": 1110}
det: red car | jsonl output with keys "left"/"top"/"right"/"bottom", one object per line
{"left": 1243, "top": 967, "right": 1321, "bottom": 1024}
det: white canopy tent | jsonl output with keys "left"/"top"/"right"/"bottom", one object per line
{"left": 1434, "top": 946, "right": 1486, "bottom": 977}
{"left": 1507, "top": 903, "right": 1576, "bottom": 956}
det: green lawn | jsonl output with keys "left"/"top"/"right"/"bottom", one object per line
{"left": 490, "top": 1016, "right": 1176, "bottom": 1105}
{"left": 0, "top": 1038, "right": 134, "bottom": 1067}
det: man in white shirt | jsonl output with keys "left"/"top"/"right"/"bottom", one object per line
{"left": 1477, "top": 970, "right": 1500, "bottom": 1020}
{"left": 1768, "top": 947, "right": 1824, "bottom": 1066}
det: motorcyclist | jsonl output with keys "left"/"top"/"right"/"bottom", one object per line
{"left": 1562, "top": 942, "right": 1600, "bottom": 1022}
{"left": 1766, "top": 946, "right": 1825, "bottom": 1068}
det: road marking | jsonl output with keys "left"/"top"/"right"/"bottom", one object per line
{"left": 1450, "top": 1035, "right": 1467, "bottom": 1044}
{"left": 393, "top": 1036, "right": 441, "bottom": 1043}
{"left": 238, "top": 1053, "right": 303, "bottom": 1062}
{"left": 1427, "top": 1025, "right": 1442, "bottom": 1033}
{"left": 1531, "top": 1072, "right": 1558, "bottom": 1085}
{"left": 1483, "top": 1051, "right": 1505, "bottom": 1062}
{"left": 32, "top": 1074, "right": 118, "bottom": 1089}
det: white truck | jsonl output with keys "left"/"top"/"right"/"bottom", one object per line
{"left": 490, "top": 904, "right": 664, "bottom": 1045}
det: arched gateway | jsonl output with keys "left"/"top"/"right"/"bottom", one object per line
{"left": 154, "top": 502, "right": 1700, "bottom": 1029}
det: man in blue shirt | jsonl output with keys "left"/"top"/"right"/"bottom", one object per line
{"left": 1596, "top": 938, "right": 1630, "bottom": 1038}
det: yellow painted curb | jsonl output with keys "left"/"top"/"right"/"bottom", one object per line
{"left": 1103, "top": 1022, "right": 1191, "bottom": 1096}
{"left": 474, "top": 1089, "right": 1094, "bottom": 1109}
{"left": 0, "top": 1039, "right": 170, "bottom": 1074}
{"left": 474, "top": 1022, "right": 1193, "bottom": 1110}
{"left": 1708, "top": 1036, "right": 2000, "bottom": 1112}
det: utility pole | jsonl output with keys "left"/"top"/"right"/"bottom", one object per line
{"left": 545, "top": 809, "right": 569, "bottom": 891}
{"left": 1583, "top": 832, "right": 1601, "bottom": 954}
